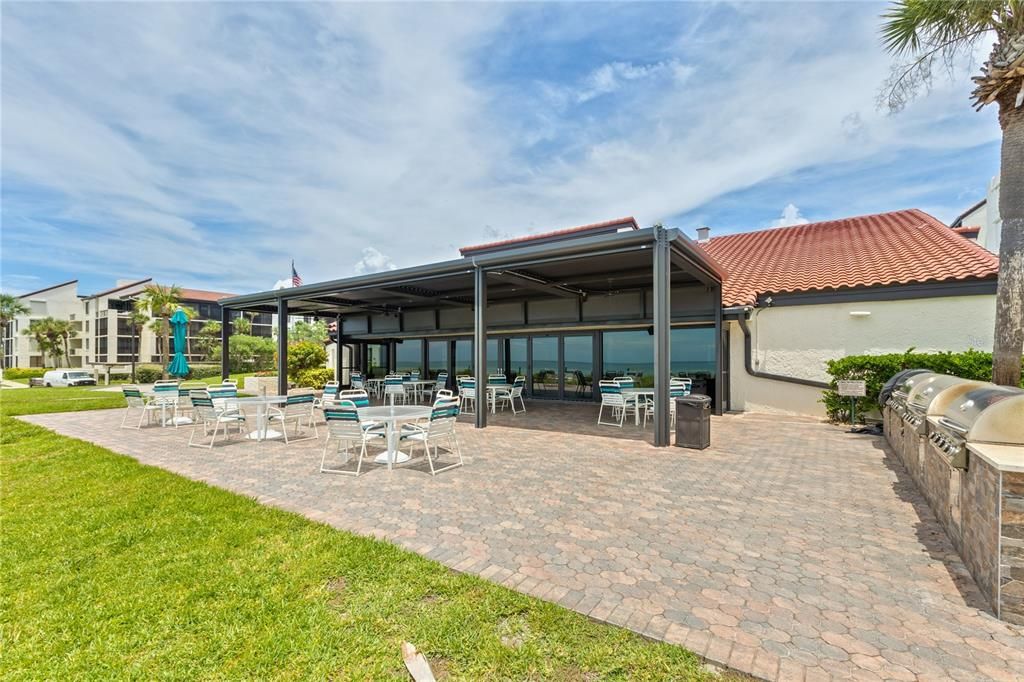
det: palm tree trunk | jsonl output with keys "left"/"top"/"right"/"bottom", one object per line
{"left": 162, "top": 319, "right": 170, "bottom": 380}
{"left": 994, "top": 98, "right": 1024, "bottom": 387}
{"left": 63, "top": 335, "right": 70, "bottom": 368}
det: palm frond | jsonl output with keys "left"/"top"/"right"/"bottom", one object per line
{"left": 881, "top": 0, "right": 1002, "bottom": 55}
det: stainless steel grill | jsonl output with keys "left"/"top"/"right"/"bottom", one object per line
{"left": 928, "top": 385, "right": 1024, "bottom": 468}
{"left": 901, "top": 374, "right": 988, "bottom": 435}
{"left": 881, "top": 368, "right": 931, "bottom": 415}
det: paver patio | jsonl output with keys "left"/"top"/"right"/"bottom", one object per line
{"left": 22, "top": 403, "right": 1024, "bottom": 681}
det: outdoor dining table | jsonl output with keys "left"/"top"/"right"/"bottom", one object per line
{"left": 484, "top": 383, "right": 513, "bottom": 414}
{"left": 233, "top": 395, "right": 288, "bottom": 441}
{"left": 144, "top": 389, "right": 191, "bottom": 427}
{"left": 620, "top": 387, "right": 655, "bottom": 426}
{"left": 402, "top": 379, "right": 436, "bottom": 403}
{"left": 358, "top": 405, "right": 432, "bottom": 469}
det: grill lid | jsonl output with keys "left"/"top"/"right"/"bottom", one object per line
{"left": 879, "top": 368, "right": 930, "bottom": 407}
{"left": 940, "top": 386, "right": 1024, "bottom": 445}
{"left": 906, "top": 374, "right": 985, "bottom": 414}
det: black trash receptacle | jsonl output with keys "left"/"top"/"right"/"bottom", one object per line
{"left": 675, "top": 394, "right": 711, "bottom": 449}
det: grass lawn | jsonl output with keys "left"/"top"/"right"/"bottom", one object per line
{"left": 1, "top": 388, "right": 720, "bottom": 680}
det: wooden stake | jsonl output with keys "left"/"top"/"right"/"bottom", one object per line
{"left": 402, "top": 642, "right": 436, "bottom": 682}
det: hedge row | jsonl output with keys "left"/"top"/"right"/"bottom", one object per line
{"left": 822, "top": 349, "right": 1023, "bottom": 422}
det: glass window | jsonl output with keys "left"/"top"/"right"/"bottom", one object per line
{"left": 428, "top": 340, "right": 448, "bottom": 379}
{"left": 602, "top": 330, "right": 653, "bottom": 387}
{"left": 454, "top": 339, "right": 472, "bottom": 377}
{"left": 671, "top": 327, "right": 716, "bottom": 379}
{"left": 487, "top": 338, "right": 500, "bottom": 374}
{"left": 395, "top": 339, "right": 423, "bottom": 375}
{"left": 563, "top": 335, "right": 594, "bottom": 400}
{"left": 506, "top": 338, "right": 527, "bottom": 381}
{"left": 367, "top": 344, "right": 387, "bottom": 378}
{"left": 530, "top": 337, "right": 558, "bottom": 398}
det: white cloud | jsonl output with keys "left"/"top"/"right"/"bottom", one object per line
{"left": 575, "top": 59, "right": 694, "bottom": 103}
{"left": 771, "top": 203, "right": 811, "bottom": 228}
{"left": 353, "top": 247, "right": 398, "bottom": 276}
{"left": 272, "top": 279, "right": 292, "bottom": 290}
{"left": 0, "top": 2, "right": 1002, "bottom": 295}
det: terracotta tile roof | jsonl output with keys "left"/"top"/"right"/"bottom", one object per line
{"left": 177, "top": 287, "right": 236, "bottom": 302}
{"left": 700, "top": 209, "right": 999, "bottom": 306}
{"left": 952, "top": 225, "right": 981, "bottom": 236}
{"left": 460, "top": 217, "right": 639, "bottom": 256}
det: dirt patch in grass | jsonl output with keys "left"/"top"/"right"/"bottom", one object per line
{"left": 497, "top": 613, "right": 531, "bottom": 649}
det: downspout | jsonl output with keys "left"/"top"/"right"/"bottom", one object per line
{"left": 731, "top": 307, "right": 829, "bottom": 389}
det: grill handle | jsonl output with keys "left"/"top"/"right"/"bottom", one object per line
{"left": 936, "top": 417, "right": 969, "bottom": 435}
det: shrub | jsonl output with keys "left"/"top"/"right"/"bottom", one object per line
{"left": 822, "top": 348, "right": 1022, "bottom": 422}
{"left": 187, "top": 364, "right": 222, "bottom": 380}
{"left": 286, "top": 341, "right": 327, "bottom": 380}
{"left": 294, "top": 368, "right": 334, "bottom": 389}
{"left": 209, "top": 335, "right": 276, "bottom": 373}
{"left": 134, "top": 365, "right": 165, "bottom": 384}
{"left": 2, "top": 368, "right": 52, "bottom": 380}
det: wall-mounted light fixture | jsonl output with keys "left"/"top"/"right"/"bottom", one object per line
{"left": 849, "top": 311, "right": 871, "bottom": 318}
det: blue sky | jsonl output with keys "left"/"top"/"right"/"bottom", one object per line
{"left": 0, "top": 2, "right": 1001, "bottom": 296}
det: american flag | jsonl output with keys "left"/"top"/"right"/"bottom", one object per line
{"left": 291, "top": 260, "right": 302, "bottom": 287}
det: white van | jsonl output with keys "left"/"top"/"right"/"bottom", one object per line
{"left": 42, "top": 370, "right": 97, "bottom": 387}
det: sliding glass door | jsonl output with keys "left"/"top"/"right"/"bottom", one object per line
{"left": 562, "top": 335, "right": 594, "bottom": 400}
{"left": 530, "top": 337, "right": 559, "bottom": 398}
{"left": 506, "top": 338, "right": 527, "bottom": 380}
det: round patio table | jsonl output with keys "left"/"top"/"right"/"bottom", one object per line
{"left": 620, "top": 387, "right": 655, "bottom": 426}
{"left": 359, "top": 405, "right": 432, "bottom": 469}
{"left": 484, "top": 383, "right": 513, "bottom": 414}
{"left": 402, "top": 379, "right": 437, "bottom": 403}
{"left": 234, "top": 395, "right": 288, "bottom": 440}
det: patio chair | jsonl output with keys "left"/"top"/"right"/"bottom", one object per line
{"left": 434, "top": 389, "right": 454, "bottom": 400}
{"left": 328, "top": 389, "right": 384, "bottom": 432}
{"left": 350, "top": 372, "right": 365, "bottom": 391}
{"left": 400, "top": 397, "right": 464, "bottom": 476}
{"left": 188, "top": 389, "right": 247, "bottom": 448}
{"left": 573, "top": 370, "right": 592, "bottom": 397}
{"left": 220, "top": 379, "right": 238, "bottom": 388}
{"left": 488, "top": 373, "right": 507, "bottom": 385}
{"left": 384, "top": 375, "right": 407, "bottom": 405}
{"left": 149, "top": 382, "right": 181, "bottom": 425}
{"left": 641, "top": 379, "right": 691, "bottom": 428}
{"left": 429, "top": 372, "right": 449, "bottom": 401}
{"left": 598, "top": 380, "right": 635, "bottom": 427}
{"left": 320, "top": 400, "right": 385, "bottom": 476}
{"left": 613, "top": 376, "right": 635, "bottom": 388}
{"left": 175, "top": 381, "right": 207, "bottom": 424}
{"left": 207, "top": 385, "right": 242, "bottom": 418}
{"left": 267, "top": 391, "right": 319, "bottom": 443}
{"left": 492, "top": 375, "right": 526, "bottom": 414}
{"left": 458, "top": 377, "right": 476, "bottom": 415}
{"left": 313, "top": 380, "right": 340, "bottom": 409}
{"left": 120, "top": 385, "right": 163, "bottom": 429}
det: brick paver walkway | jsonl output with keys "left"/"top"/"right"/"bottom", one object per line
{"left": 22, "top": 404, "right": 1024, "bottom": 681}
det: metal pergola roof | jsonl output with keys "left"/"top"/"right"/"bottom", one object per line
{"left": 220, "top": 227, "right": 724, "bottom": 316}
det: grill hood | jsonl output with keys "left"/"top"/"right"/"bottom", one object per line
{"left": 906, "top": 374, "right": 988, "bottom": 415}
{"left": 939, "top": 385, "right": 1024, "bottom": 446}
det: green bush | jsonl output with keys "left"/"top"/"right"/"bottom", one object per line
{"left": 287, "top": 341, "right": 327, "bottom": 380}
{"left": 822, "top": 348, "right": 1022, "bottom": 422}
{"left": 210, "top": 335, "right": 276, "bottom": 373}
{"left": 294, "top": 368, "right": 334, "bottom": 389}
{"left": 2, "top": 368, "right": 52, "bottom": 380}
{"left": 134, "top": 365, "right": 165, "bottom": 384}
{"left": 187, "top": 364, "right": 222, "bottom": 380}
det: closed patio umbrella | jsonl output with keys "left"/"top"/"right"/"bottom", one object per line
{"left": 167, "top": 308, "right": 191, "bottom": 377}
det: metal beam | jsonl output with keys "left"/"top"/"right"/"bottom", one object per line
{"left": 488, "top": 270, "right": 587, "bottom": 300}
{"left": 652, "top": 226, "right": 671, "bottom": 447}
{"left": 714, "top": 286, "right": 724, "bottom": 416}
{"left": 277, "top": 299, "right": 288, "bottom": 396}
{"left": 473, "top": 267, "right": 487, "bottom": 429}
{"left": 220, "top": 306, "right": 231, "bottom": 381}
{"left": 335, "top": 314, "right": 342, "bottom": 383}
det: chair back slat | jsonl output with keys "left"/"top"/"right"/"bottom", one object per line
{"left": 613, "top": 376, "right": 635, "bottom": 388}
{"left": 324, "top": 399, "right": 364, "bottom": 439}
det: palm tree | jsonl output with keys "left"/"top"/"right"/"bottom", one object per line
{"left": 0, "top": 293, "right": 30, "bottom": 372}
{"left": 232, "top": 313, "right": 253, "bottom": 336}
{"left": 136, "top": 284, "right": 196, "bottom": 379}
{"left": 882, "top": 1, "right": 1023, "bottom": 386}
{"left": 48, "top": 319, "right": 77, "bottom": 367}
{"left": 22, "top": 318, "right": 58, "bottom": 367}
{"left": 127, "top": 304, "right": 149, "bottom": 383}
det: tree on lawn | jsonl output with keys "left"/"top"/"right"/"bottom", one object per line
{"left": 232, "top": 313, "right": 253, "bottom": 336}
{"left": 22, "top": 318, "right": 60, "bottom": 367}
{"left": 195, "top": 320, "right": 221, "bottom": 360}
{"left": 136, "top": 285, "right": 195, "bottom": 379}
{"left": 49, "top": 319, "right": 78, "bottom": 368}
{"left": 0, "top": 293, "right": 30, "bottom": 371}
{"left": 127, "top": 304, "right": 150, "bottom": 383}
{"left": 881, "top": 0, "right": 1023, "bottom": 386}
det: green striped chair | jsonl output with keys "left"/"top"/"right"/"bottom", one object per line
{"left": 320, "top": 400, "right": 385, "bottom": 476}
{"left": 120, "top": 385, "right": 163, "bottom": 429}
{"left": 187, "top": 389, "right": 247, "bottom": 448}
{"left": 400, "top": 397, "right": 463, "bottom": 476}
{"left": 267, "top": 391, "right": 318, "bottom": 443}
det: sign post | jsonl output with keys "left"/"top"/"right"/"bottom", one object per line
{"left": 837, "top": 380, "right": 867, "bottom": 426}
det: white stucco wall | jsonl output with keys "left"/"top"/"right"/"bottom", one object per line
{"left": 728, "top": 294, "right": 996, "bottom": 416}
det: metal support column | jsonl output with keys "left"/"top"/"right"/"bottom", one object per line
{"left": 652, "top": 227, "right": 671, "bottom": 447}
{"left": 277, "top": 299, "right": 288, "bottom": 396}
{"left": 714, "top": 286, "right": 724, "bottom": 416}
{"left": 473, "top": 267, "right": 487, "bottom": 429}
{"left": 220, "top": 306, "right": 231, "bottom": 381}
{"left": 334, "top": 314, "right": 342, "bottom": 383}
